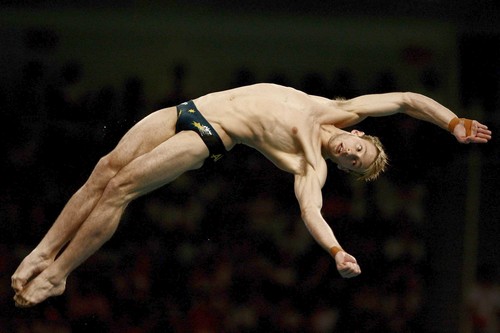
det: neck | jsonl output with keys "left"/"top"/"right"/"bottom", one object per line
{"left": 320, "top": 125, "right": 347, "bottom": 159}
{"left": 320, "top": 124, "right": 342, "bottom": 134}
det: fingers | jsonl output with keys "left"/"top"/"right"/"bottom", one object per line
{"left": 336, "top": 252, "right": 362, "bottom": 278}
{"left": 473, "top": 121, "right": 492, "bottom": 141}
{"left": 459, "top": 120, "right": 492, "bottom": 144}
{"left": 474, "top": 120, "right": 489, "bottom": 130}
{"left": 338, "top": 262, "right": 361, "bottom": 278}
{"left": 465, "top": 136, "right": 489, "bottom": 144}
{"left": 466, "top": 131, "right": 492, "bottom": 143}
{"left": 467, "top": 137, "right": 489, "bottom": 144}
{"left": 476, "top": 129, "right": 492, "bottom": 137}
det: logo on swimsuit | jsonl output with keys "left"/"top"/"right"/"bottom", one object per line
{"left": 211, "top": 154, "right": 224, "bottom": 162}
{"left": 188, "top": 109, "right": 196, "bottom": 113}
{"left": 192, "top": 121, "right": 213, "bottom": 136}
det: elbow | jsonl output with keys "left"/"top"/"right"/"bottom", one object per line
{"left": 300, "top": 205, "right": 320, "bottom": 222}
{"left": 300, "top": 208, "right": 310, "bottom": 222}
{"left": 401, "top": 92, "right": 420, "bottom": 112}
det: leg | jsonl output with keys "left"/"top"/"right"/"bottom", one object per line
{"left": 14, "top": 131, "right": 210, "bottom": 307}
{"left": 12, "top": 107, "right": 178, "bottom": 294}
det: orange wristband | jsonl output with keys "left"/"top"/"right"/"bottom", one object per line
{"left": 448, "top": 117, "right": 460, "bottom": 133}
{"left": 330, "top": 246, "right": 343, "bottom": 257}
{"left": 448, "top": 117, "right": 473, "bottom": 136}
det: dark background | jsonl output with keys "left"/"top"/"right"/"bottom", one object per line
{"left": 1, "top": 1, "right": 499, "bottom": 332}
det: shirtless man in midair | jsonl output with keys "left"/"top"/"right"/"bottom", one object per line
{"left": 11, "top": 83, "right": 492, "bottom": 307}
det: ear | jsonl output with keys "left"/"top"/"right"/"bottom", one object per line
{"left": 351, "top": 129, "right": 365, "bottom": 137}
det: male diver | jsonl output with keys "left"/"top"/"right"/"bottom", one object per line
{"left": 12, "top": 83, "right": 491, "bottom": 307}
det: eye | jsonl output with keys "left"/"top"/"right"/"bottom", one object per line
{"left": 356, "top": 144, "right": 362, "bottom": 152}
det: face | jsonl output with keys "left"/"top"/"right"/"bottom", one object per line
{"left": 328, "top": 130, "right": 378, "bottom": 173}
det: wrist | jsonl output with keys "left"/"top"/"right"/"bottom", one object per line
{"left": 33, "top": 245, "right": 58, "bottom": 261}
{"left": 329, "top": 246, "right": 343, "bottom": 257}
{"left": 447, "top": 117, "right": 460, "bottom": 133}
{"left": 448, "top": 117, "right": 473, "bottom": 136}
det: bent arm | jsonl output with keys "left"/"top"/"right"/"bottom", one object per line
{"left": 294, "top": 165, "right": 361, "bottom": 278}
{"left": 294, "top": 164, "right": 340, "bottom": 252}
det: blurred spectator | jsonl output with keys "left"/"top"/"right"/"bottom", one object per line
{"left": 467, "top": 264, "right": 500, "bottom": 333}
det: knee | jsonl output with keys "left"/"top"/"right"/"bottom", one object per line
{"left": 87, "top": 155, "right": 121, "bottom": 187}
{"left": 101, "top": 175, "right": 134, "bottom": 206}
{"left": 97, "top": 154, "right": 121, "bottom": 176}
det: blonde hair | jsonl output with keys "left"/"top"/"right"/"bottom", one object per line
{"left": 353, "top": 134, "right": 389, "bottom": 182}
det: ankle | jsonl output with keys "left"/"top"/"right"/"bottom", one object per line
{"left": 30, "top": 247, "right": 54, "bottom": 263}
{"left": 39, "top": 265, "right": 67, "bottom": 285}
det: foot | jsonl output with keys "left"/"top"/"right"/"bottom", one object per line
{"left": 11, "top": 249, "right": 54, "bottom": 294}
{"left": 13, "top": 270, "right": 67, "bottom": 308}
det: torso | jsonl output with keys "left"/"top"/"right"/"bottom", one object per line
{"left": 192, "top": 83, "right": 355, "bottom": 175}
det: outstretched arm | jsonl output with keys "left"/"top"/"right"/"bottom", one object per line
{"left": 294, "top": 163, "right": 361, "bottom": 278}
{"left": 338, "top": 92, "right": 492, "bottom": 143}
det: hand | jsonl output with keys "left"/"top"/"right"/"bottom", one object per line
{"left": 334, "top": 250, "right": 361, "bottom": 278}
{"left": 453, "top": 119, "right": 492, "bottom": 144}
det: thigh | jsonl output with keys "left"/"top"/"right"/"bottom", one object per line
{"left": 112, "top": 130, "right": 210, "bottom": 201}
{"left": 107, "top": 106, "right": 178, "bottom": 167}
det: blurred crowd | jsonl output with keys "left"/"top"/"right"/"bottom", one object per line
{"left": 0, "top": 54, "right": 496, "bottom": 332}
